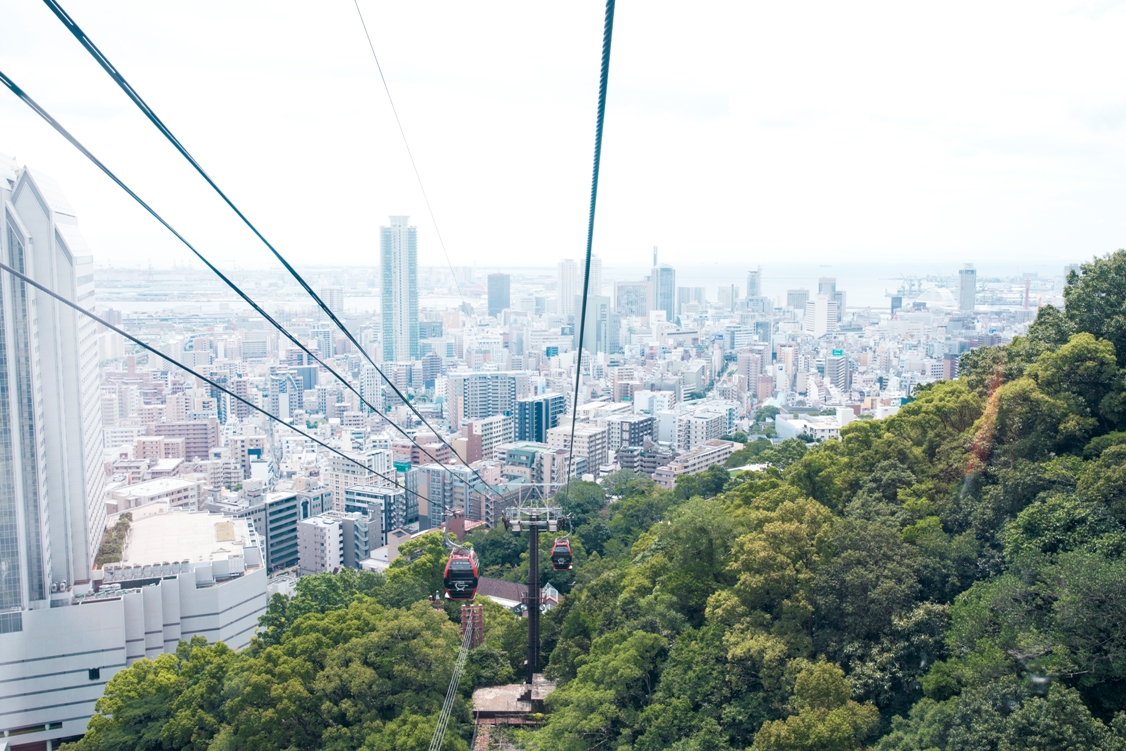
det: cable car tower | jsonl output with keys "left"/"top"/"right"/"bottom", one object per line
{"left": 502, "top": 505, "right": 566, "bottom": 684}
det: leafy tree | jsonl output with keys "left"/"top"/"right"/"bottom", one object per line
{"left": 750, "top": 661, "right": 879, "bottom": 751}
{"left": 1064, "top": 249, "right": 1126, "bottom": 366}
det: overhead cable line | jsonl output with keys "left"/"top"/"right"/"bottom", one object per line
{"left": 0, "top": 69, "right": 492, "bottom": 504}
{"left": 567, "top": 0, "right": 617, "bottom": 484}
{"left": 0, "top": 259, "right": 433, "bottom": 509}
{"left": 40, "top": 0, "right": 505, "bottom": 501}
{"left": 352, "top": 0, "right": 466, "bottom": 304}
{"left": 428, "top": 615, "right": 474, "bottom": 751}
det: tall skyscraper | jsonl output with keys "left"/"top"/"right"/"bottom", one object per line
{"left": 381, "top": 216, "right": 419, "bottom": 361}
{"left": 587, "top": 255, "right": 603, "bottom": 298}
{"left": 558, "top": 259, "right": 578, "bottom": 317}
{"left": 818, "top": 277, "right": 846, "bottom": 322}
{"left": 488, "top": 273, "right": 510, "bottom": 317}
{"left": 958, "top": 264, "right": 976, "bottom": 312}
{"left": 651, "top": 264, "right": 676, "bottom": 323}
{"left": 0, "top": 161, "right": 107, "bottom": 631}
{"left": 746, "top": 268, "right": 762, "bottom": 298}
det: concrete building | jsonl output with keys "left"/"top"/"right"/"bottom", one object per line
{"left": 488, "top": 273, "right": 511, "bottom": 317}
{"left": 468, "top": 414, "right": 515, "bottom": 461}
{"left": 651, "top": 264, "right": 677, "bottom": 324}
{"left": 787, "top": 289, "right": 810, "bottom": 310}
{"left": 652, "top": 439, "right": 740, "bottom": 489}
{"left": 1, "top": 504, "right": 266, "bottom": 750}
{"left": 447, "top": 371, "right": 525, "bottom": 429}
{"left": 516, "top": 394, "right": 566, "bottom": 443}
{"left": 557, "top": 259, "right": 578, "bottom": 317}
{"left": 108, "top": 477, "right": 201, "bottom": 513}
{"left": 826, "top": 353, "right": 850, "bottom": 391}
{"left": 323, "top": 447, "right": 392, "bottom": 511}
{"left": 605, "top": 414, "right": 655, "bottom": 450}
{"left": 343, "top": 485, "right": 406, "bottom": 546}
{"left": 381, "top": 215, "right": 419, "bottom": 361}
{"left": 297, "top": 511, "right": 373, "bottom": 575}
{"left": 614, "top": 280, "right": 649, "bottom": 316}
{"left": 803, "top": 295, "right": 839, "bottom": 338}
{"left": 0, "top": 158, "right": 110, "bottom": 742}
{"left": 958, "top": 264, "right": 976, "bottom": 312}
{"left": 547, "top": 422, "right": 610, "bottom": 478}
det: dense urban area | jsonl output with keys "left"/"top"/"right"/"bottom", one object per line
{"left": 9, "top": 151, "right": 1126, "bottom": 750}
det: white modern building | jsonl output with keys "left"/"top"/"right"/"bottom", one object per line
{"left": 1, "top": 504, "right": 267, "bottom": 750}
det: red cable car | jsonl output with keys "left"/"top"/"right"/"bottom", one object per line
{"left": 443, "top": 551, "right": 479, "bottom": 600}
{"left": 551, "top": 539, "right": 573, "bottom": 571}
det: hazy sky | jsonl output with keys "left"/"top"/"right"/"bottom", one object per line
{"left": 2, "top": 1, "right": 1126, "bottom": 274}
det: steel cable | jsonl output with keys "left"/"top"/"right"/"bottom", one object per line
{"left": 41, "top": 0, "right": 505, "bottom": 501}
{"left": 0, "top": 68, "right": 496, "bottom": 506}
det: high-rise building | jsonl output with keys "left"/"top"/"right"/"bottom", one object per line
{"left": 787, "top": 289, "right": 810, "bottom": 310}
{"left": 586, "top": 255, "right": 603, "bottom": 298}
{"left": 746, "top": 268, "right": 762, "bottom": 298}
{"left": 0, "top": 161, "right": 107, "bottom": 625}
{"left": 803, "top": 295, "right": 839, "bottom": 337}
{"left": 447, "top": 371, "right": 526, "bottom": 428}
{"left": 488, "top": 273, "right": 511, "bottom": 317}
{"left": 717, "top": 284, "right": 740, "bottom": 312}
{"left": 614, "top": 280, "right": 649, "bottom": 316}
{"left": 826, "top": 353, "right": 850, "bottom": 391}
{"left": 574, "top": 294, "right": 619, "bottom": 354}
{"left": 677, "top": 286, "right": 706, "bottom": 315}
{"left": 0, "top": 162, "right": 270, "bottom": 751}
{"left": 321, "top": 286, "right": 345, "bottom": 315}
{"left": 517, "top": 394, "right": 567, "bottom": 443}
{"left": 381, "top": 216, "right": 419, "bottom": 361}
{"left": 558, "top": 259, "right": 578, "bottom": 317}
{"left": 818, "top": 277, "right": 846, "bottom": 322}
{"left": 651, "top": 264, "right": 676, "bottom": 323}
{"left": 958, "top": 264, "right": 976, "bottom": 312}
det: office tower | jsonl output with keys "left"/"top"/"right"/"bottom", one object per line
{"left": 958, "top": 264, "right": 976, "bottom": 312}
{"left": 0, "top": 162, "right": 107, "bottom": 625}
{"left": 717, "top": 284, "right": 739, "bottom": 312}
{"left": 746, "top": 268, "right": 762, "bottom": 298}
{"left": 818, "top": 277, "right": 846, "bottom": 322}
{"left": 586, "top": 255, "right": 603, "bottom": 297}
{"left": 1, "top": 162, "right": 266, "bottom": 751}
{"left": 614, "top": 280, "right": 649, "bottom": 316}
{"left": 826, "top": 353, "right": 849, "bottom": 391}
{"left": 558, "top": 259, "right": 578, "bottom": 317}
{"left": 516, "top": 394, "right": 567, "bottom": 443}
{"left": 803, "top": 295, "right": 839, "bottom": 337}
{"left": 677, "top": 286, "right": 705, "bottom": 315}
{"left": 787, "top": 289, "right": 810, "bottom": 310}
{"left": 574, "top": 295, "right": 619, "bottom": 354}
{"left": 381, "top": 216, "right": 419, "bottom": 361}
{"left": 651, "top": 264, "right": 676, "bottom": 323}
{"left": 487, "top": 273, "right": 511, "bottom": 317}
{"left": 312, "top": 322, "right": 332, "bottom": 358}
{"left": 322, "top": 286, "right": 345, "bottom": 315}
{"left": 447, "top": 371, "right": 526, "bottom": 428}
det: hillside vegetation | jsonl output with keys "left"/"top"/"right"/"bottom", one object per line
{"left": 67, "top": 250, "right": 1126, "bottom": 750}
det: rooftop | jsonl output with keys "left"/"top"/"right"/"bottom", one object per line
{"left": 123, "top": 509, "right": 255, "bottom": 566}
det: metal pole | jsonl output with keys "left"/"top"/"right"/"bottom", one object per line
{"left": 527, "top": 514, "right": 540, "bottom": 683}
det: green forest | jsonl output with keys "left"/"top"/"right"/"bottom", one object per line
{"left": 66, "top": 250, "right": 1126, "bottom": 750}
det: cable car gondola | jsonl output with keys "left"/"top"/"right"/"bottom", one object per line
{"left": 551, "top": 539, "right": 573, "bottom": 571}
{"left": 443, "top": 551, "right": 479, "bottom": 600}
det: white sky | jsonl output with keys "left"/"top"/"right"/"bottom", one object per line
{"left": 2, "top": 1, "right": 1126, "bottom": 273}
